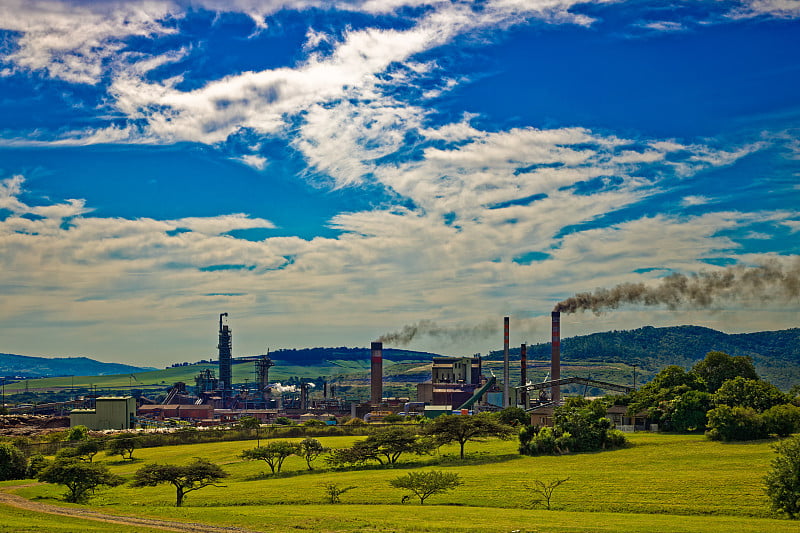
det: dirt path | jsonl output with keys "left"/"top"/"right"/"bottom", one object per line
{"left": 0, "top": 484, "right": 262, "bottom": 533}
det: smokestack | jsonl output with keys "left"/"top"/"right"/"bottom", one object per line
{"left": 520, "top": 343, "right": 527, "bottom": 407}
{"left": 503, "top": 316, "right": 510, "bottom": 408}
{"left": 551, "top": 311, "right": 561, "bottom": 404}
{"left": 371, "top": 341, "right": 383, "bottom": 405}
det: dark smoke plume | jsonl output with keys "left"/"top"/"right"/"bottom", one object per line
{"left": 554, "top": 258, "right": 800, "bottom": 314}
{"left": 378, "top": 318, "right": 503, "bottom": 347}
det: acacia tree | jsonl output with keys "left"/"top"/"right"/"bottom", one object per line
{"left": 38, "top": 458, "right": 123, "bottom": 503}
{"left": 364, "top": 427, "right": 434, "bottom": 464}
{"left": 424, "top": 413, "right": 514, "bottom": 459}
{"left": 241, "top": 441, "right": 299, "bottom": 474}
{"left": 525, "top": 477, "right": 570, "bottom": 510}
{"left": 131, "top": 458, "right": 227, "bottom": 507}
{"left": 107, "top": 435, "right": 138, "bottom": 461}
{"left": 56, "top": 439, "right": 104, "bottom": 463}
{"left": 299, "top": 437, "right": 326, "bottom": 470}
{"left": 765, "top": 435, "right": 800, "bottom": 518}
{"left": 390, "top": 470, "right": 462, "bottom": 504}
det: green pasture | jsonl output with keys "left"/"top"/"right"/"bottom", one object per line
{"left": 3, "top": 432, "right": 796, "bottom": 532}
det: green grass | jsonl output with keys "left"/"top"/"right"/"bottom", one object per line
{"left": 3, "top": 432, "right": 795, "bottom": 532}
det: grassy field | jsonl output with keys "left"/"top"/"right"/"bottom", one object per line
{"left": 1, "top": 432, "right": 796, "bottom": 532}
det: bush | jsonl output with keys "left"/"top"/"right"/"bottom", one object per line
{"left": 66, "top": 425, "right": 89, "bottom": 441}
{"left": 521, "top": 398, "right": 626, "bottom": 456}
{"left": 498, "top": 407, "right": 529, "bottom": 426}
{"left": 765, "top": 435, "right": 800, "bottom": 518}
{"left": 714, "top": 377, "right": 788, "bottom": 412}
{"left": 26, "top": 454, "right": 51, "bottom": 478}
{"left": 763, "top": 404, "right": 800, "bottom": 438}
{"left": 0, "top": 442, "right": 28, "bottom": 481}
{"left": 390, "top": 470, "right": 462, "bottom": 504}
{"left": 706, "top": 405, "right": 768, "bottom": 441}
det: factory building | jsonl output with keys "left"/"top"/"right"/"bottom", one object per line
{"left": 70, "top": 396, "right": 136, "bottom": 430}
{"left": 416, "top": 356, "right": 490, "bottom": 407}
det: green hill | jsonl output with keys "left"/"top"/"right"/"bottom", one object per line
{"left": 489, "top": 325, "right": 800, "bottom": 390}
{"left": 0, "top": 353, "right": 155, "bottom": 378}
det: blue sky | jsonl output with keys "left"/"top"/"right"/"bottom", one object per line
{"left": 0, "top": 0, "right": 798, "bottom": 366}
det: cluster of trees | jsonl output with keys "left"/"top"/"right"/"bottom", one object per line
{"left": 241, "top": 416, "right": 515, "bottom": 474}
{"left": 519, "top": 397, "right": 627, "bottom": 456}
{"left": 624, "top": 351, "right": 800, "bottom": 441}
{"left": 0, "top": 426, "right": 139, "bottom": 484}
{"left": 241, "top": 437, "right": 326, "bottom": 473}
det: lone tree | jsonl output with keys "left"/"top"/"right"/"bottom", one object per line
{"left": 107, "top": 434, "right": 138, "bottom": 461}
{"left": 390, "top": 470, "right": 462, "bottom": 504}
{"left": 131, "top": 458, "right": 227, "bottom": 507}
{"left": 323, "top": 482, "right": 357, "bottom": 504}
{"left": 424, "top": 413, "right": 513, "bottom": 459}
{"left": 56, "top": 439, "right": 104, "bottom": 462}
{"left": 765, "top": 435, "right": 800, "bottom": 518}
{"left": 525, "top": 477, "right": 570, "bottom": 510}
{"left": 241, "top": 441, "right": 299, "bottom": 474}
{"left": 299, "top": 437, "right": 326, "bottom": 470}
{"left": 238, "top": 416, "right": 262, "bottom": 446}
{"left": 38, "top": 458, "right": 123, "bottom": 503}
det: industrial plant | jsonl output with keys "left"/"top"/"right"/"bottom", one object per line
{"left": 50, "top": 310, "right": 638, "bottom": 431}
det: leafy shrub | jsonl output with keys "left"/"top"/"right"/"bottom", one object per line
{"left": 26, "top": 454, "right": 51, "bottom": 478}
{"left": 520, "top": 398, "right": 626, "bottom": 456}
{"left": 706, "top": 405, "right": 768, "bottom": 441}
{"left": 765, "top": 435, "right": 800, "bottom": 518}
{"left": 763, "top": 404, "right": 800, "bottom": 438}
{"left": 390, "top": 470, "right": 462, "bottom": 504}
{"left": 66, "top": 425, "right": 89, "bottom": 441}
{"left": 0, "top": 443, "right": 28, "bottom": 480}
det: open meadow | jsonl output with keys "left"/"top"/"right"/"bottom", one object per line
{"left": 1, "top": 431, "right": 797, "bottom": 532}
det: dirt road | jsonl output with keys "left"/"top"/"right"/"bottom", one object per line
{"left": 0, "top": 485, "right": 261, "bottom": 533}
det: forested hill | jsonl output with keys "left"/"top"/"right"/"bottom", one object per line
{"left": 0, "top": 353, "right": 155, "bottom": 378}
{"left": 268, "top": 347, "right": 439, "bottom": 365}
{"left": 489, "top": 326, "right": 800, "bottom": 389}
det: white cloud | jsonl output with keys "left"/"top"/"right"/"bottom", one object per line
{"left": 729, "top": 0, "right": 800, "bottom": 19}
{"left": 0, "top": 0, "right": 177, "bottom": 83}
{"left": 637, "top": 20, "right": 686, "bottom": 32}
{"left": 681, "top": 195, "right": 712, "bottom": 207}
{"left": 236, "top": 154, "right": 268, "bottom": 170}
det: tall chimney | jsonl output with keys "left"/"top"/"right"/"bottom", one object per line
{"left": 520, "top": 343, "right": 527, "bottom": 408}
{"left": 370, "top": 341, "right": 383, "bottom": 405}
{"left": 551, "top": 311, "right": 561, "bottom": 404}
{"left": 503, "top": 316, "right": 510, "bottom": 408}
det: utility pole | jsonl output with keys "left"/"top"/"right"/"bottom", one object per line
{"left": 632, "top": 363, "right": 637, "bottom": 390}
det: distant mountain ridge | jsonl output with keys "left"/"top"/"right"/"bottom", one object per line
{"left": 0, "top": 353, "right": 155, "bottom": 378}
{"left": 489, "top": 325, "right": 800, "bottom": 389}
{"left": 266, "top": 346, "right": 440, "bottom": 365}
